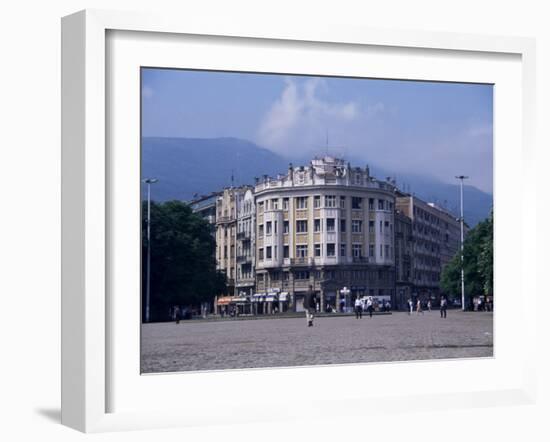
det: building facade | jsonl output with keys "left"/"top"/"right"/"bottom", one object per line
{"left": 394, "top": 209, "right": 413, "bottom": 310}
{"left": 395, "top": 194, "right": 462, "bottom": 303}
{"left": 254, "top": 157, "right": 396, "bottom": 313}
{"left": 235, "top": 188, "right": 256, "bottom": 299}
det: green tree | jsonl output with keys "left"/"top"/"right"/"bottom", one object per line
{"left": 440, "top": 209, "right": 493, "bottom": 306}
{"left": 142, "top": 200, "right": 226, "bottom": 321}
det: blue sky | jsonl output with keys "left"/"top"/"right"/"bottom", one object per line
{"left": 142, "top": 68, "right": 493, "bottom": 193}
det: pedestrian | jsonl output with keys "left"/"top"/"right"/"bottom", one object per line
{"left": 303, "top": 285, "right": 316, "bottom": 327}
{"left": 174, "top": 306, "right": 181, "bottom": 324}
{"left": 366, "top": 296, "right": 374, "bottom": 318}
{"left": 340, "top": 297, "right": 345, "bottom": 313}
{"left": 427, "top": 300, "right": 432, "bottom": 312}
{"left": 416, "top": 299, "right": 424, "bottom": 315}
{"left": 408, "top": 298, "right": 413, "bottom": 315}
{"left": 440, "top": 296, "right": 447, "bottom": 318}
{"left": 354, "top": 297, "right": 363, "bottom": 319}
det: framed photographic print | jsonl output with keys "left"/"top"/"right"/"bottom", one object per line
{"left": 61, "top": 9, "right": 537, "bottom": 433}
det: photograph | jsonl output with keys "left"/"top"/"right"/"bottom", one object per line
{"left": 140, "top": 68, "right": 494, "bottom": 374}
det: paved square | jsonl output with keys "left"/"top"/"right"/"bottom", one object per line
{"left": 141, "top": 311, "right": 493, "bottom": 373}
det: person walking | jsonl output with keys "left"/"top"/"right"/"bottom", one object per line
{"left": 427, "top": 300, "right": 432, "bottom": 312}
{"left": 416, "top": 299, "right": 424, "bottom": 315}
{"left": 366, "top": 296, "right": 374, "bottom": 318}
{"left": 408, "top": 298, "right": 413, "bottom": 315}
{"left": 303, "top": 285, "right": 316, "bottom": 327}
{"left": 174, "top": 306, "right": 181, "bottom": 324}
{"left": 440, "top": 296, "right": 447, "bottom": 318}
{"left": 354, "top": 297, "right": 363, "bottom": 319}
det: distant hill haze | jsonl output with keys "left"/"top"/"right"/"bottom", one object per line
{"left": 141, "top": 137, "right": 492, "bottom": 226}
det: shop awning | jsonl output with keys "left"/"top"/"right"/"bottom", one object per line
{"left": 265, "top": 296, "right": 277, "bottom": 302}
{"left": 216, "top": 296, "right": 234, "bottom": 306}
{"left": 251, "top": 293, "right": 265, "bottom": 302}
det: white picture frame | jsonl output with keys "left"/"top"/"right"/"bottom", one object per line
{"left": 61, "top": 9, "right": 537, "bottom": 433}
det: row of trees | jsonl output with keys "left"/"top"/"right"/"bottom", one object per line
{"left": 142, "top": 200, "right": 227, "bottom": 322}
{"left": 440, "top": 209, "right": 493, "bottom": 302}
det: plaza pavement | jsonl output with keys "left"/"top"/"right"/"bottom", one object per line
{"left": 141, "top": 310, "right": 493, "bottom": 373}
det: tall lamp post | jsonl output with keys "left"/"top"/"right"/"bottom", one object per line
{"left": 143, "top": 178, "right": 158, "bottom": 323}
{"left": 455, "top": 175, "right": 468, "bottom": 312}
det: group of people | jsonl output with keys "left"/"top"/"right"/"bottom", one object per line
{"left": 353, "top": 296, "right": 375, "bottom": 319}
{"left": 407, "top": 296, "right": 448, "bottom": 318}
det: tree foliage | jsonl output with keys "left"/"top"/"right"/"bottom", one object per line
{"left": 441, "top": 209, "right": 493, "bottom": 303}
{"left": 142, "top": 200, "right": 226, "bottom": 321}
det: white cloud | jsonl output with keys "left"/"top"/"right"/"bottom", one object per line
{"left": 257, "top": 78, "right": 369, "bottom": 156}
{"left": 142, "top": 85, "right": 154, "bottom": 99}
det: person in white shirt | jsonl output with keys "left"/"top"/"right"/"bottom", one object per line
{"left": 354, "top": 297, "right": 363, "bottom": 319}
{"left": 366, "top": 296, "right": 374, "bottom": 318}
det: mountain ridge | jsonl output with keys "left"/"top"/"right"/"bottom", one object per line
{"left": 141, "top": 136, "right": 492, "bottom": 226}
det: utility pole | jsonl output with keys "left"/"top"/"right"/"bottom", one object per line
{"left": 143, "top": 178, "right": 158, "bottom": 322}
{"left": 455, "top": 175, "right": 468, "bottom": 312}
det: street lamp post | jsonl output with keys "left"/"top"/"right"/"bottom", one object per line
{"left": 143, "top": 178, "right": 158, "bottom": 323}
{"left": 455, "top": 175, "right": 468, "bottom": 312}
{"left": 340, "top": 286, "right": 350, "bottom": 313}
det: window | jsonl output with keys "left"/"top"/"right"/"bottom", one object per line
{"left": 369, "top": 220, "right": 374, "bottom": 233}
{"left": 296, "top": 196, "right": 308, "bottom": 209}
{"left": 340, "top": 219, "right": 346, "bottom": 233}
{"left": 266, "top": 246, "right": 272, "bottom": 259}
{"left": 352, "top": 220, "right": 362, "bottom": 233}
{"left": 314, "top": 195, "right": 321, "bottom": 208}
{"left": 340, "top": 196, "right": 346, "bottom": 208}
{"left": 259, "top": 224, "right": 264, "bottom": 237}
{"left": 259, "top": 248, "right": 264, "bottom": 260}
{"left": 352, "top": 244, "right": 362, "bottom": 257}
{"left": 294, "top": 271, "right": 310, "bottom": 280}
{"left": 283, "top": 198, "right": 289, "bottom": 210}
{"left": 271, "top": 199, "right": 278, "bottom": 210}
{"left": 271, "top": 271, "right": 280, "bottom": 281}
{"left": 283, "top": 271, "right": 289, "bottom": 280}
{"left": 284, "top": 220, "right": 289, "bottom": 234}
{"left": 314, "top": 244, "right": 321, "bottom": 257}
{"left": 340, "top": 243, "right": 346, "bottom": 257}
{"left": 385, "top": 245, "right": 389, "bottom": 258}
{"left": 266, "top": 221, "right": 272, "bottom": 235}
{"left": 274, "top": 246, "right": 278, "bottom": 258}
{"left": 258, "top": 201, "right": 264, "bottom": 212}
{"left": 314, "top": 219, "right": 321, "bottom": 232}
{"left": 380, "top": 244, "right": 383, "bottom": 257}
{"left": 296, "top": 245, "right": 308, "bottom": 257}
{"left": 274, "top": 221, "right": 278, "bottom": 234}
{"left": 368, "top": 198, "right": 374, "bottom": 210}
{"left": 326, "top": 218, "right": 335, "bottom": 232}
{"left": 369, "top": 244, "right": 374, "bottom": 257}
{"left": 224, "top": 246, "right": 227, "bottom": 259}
{"left": 326, "top": 243, "right": 336, "bottom": 257}
{"left": 296, "top": 220, "right": 308, "bottom": 233}
{"left": 283, "top": 245, "right": 289, "bottom": 258}
{"left": 378, "top": 199, "right": 384, "bottom": 210}
{"left": 325, "top": 195, "right": 336, "bottom": 208}
{"left": 352, "top": 197, "right": 362, "bottom": 209}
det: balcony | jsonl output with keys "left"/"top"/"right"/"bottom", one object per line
{"left": 352, "top": 256, "right": 369, "bottom": 264}
{"left": 217, "top": 216, "right": 232, "bottom": 224}
{"left": 290, "top": 257, "right": 314, "bottom": 267}
{"left": 237, "top": 231, "right": 251, "bottom": 240}
{"left": 236, "top": 255, "right": 252, "bottom": 263}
